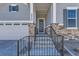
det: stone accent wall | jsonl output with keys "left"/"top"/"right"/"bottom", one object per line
{"left": 51, "top": 23, "right": 79, "bottom": 39}
{"left": 45, "top": 26, "right": 51, "bottom": 35}
{"left": 28, "top": 23, "right": 35, "bottom": 36}
{"left": 28, "top": 23, "right": 36, "bottom": 49}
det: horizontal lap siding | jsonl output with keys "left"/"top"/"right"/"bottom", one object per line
{"left": 0, "top": 3, "right": 30, "bottom": 21}
{"left": 56, "top": 3, "right": 79, "bottom": 25}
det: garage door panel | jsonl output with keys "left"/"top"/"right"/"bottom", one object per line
{"left": 0, "top": 24, "right": 29, "bottom": 40}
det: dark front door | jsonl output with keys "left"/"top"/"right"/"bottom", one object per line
{"left": 39, "top": 19, "right": 44, "bottom": 33}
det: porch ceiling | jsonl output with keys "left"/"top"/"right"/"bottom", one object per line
{"left": 34, "top": 3, "right": 51, "bottom": 17}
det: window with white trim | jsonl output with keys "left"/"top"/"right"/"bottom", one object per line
{"left": 67, "top": 8, "right": 77, "bottom": 28}
{"left": 9, "top": 4, "right": 19, "bottom": 12}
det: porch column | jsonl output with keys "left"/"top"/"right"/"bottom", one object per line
{"left": 53, "top": 3, "right": 56, "bottom": 23}
{"left": 30, "top": 3, "right": 33, "bottom": 20}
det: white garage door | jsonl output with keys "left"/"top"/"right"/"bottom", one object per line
{"left": 0, "top": 23, "right": 29, "bottom": 40}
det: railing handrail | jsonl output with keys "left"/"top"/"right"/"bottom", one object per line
{"left": 19, "top": 36, "right": 28, "bottom": 40}
{"left": 50, "top": 25, "right": 63, "bottom": 37}
{"left": 50, "top": 24, "right": 64, "bottom": 56}
{"left": 50, "top": 25, "right": 57, "bottom": 35}
{"left": 17, "top": 36, "right": 30, "bottom": 56}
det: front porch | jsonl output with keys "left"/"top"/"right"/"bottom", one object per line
{"left": 33, "top": 3, "right": 51, "bottom": 34}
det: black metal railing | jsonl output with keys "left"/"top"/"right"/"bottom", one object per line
{"left": 17, "top": 36, "right": 62, "bottom": 56}
{"left": 50, "top": 25, "right": 64, "bottom": 56}
{"left": 46, "top": 25, "right": 76, "bottom": 56}
{"left": 16, "top": 25, "right": 64, "bottom": 56}
{"left": 17, "top": 36, "right": 29, "bottom": 56}
{"left": 0, "top": 25, "right": 74, "bottom": 56}
{"left": 17, "top": 36, "right": 35, "bottom": 56}
{"left": 17, "top": 26, "right": 36, "bottom": 56}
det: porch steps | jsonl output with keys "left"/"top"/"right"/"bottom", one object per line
{"left": 32, "top": 36, "right": 54, "bottom": 48}
{"left": 30, "top": 33, "right": 60, "bottom": 56}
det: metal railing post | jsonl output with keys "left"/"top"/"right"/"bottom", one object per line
{"left": 56, "top": 35, "right": 58, "bottom": 56}
{"left": 50, "top": 26, "right": 52, "bottom": 38}
{"left": 61, "top": 36, "right": 64, "bottom": 56}
{"left": 50, "top": 24, "right": 64, "bottom": 56}
{"left": 35, "top": 26, "right": 36, "bottom": 41}
{"left": 17, "top": 40, "right": 19, "bottom": 56}
{"left": 28, "top": 36, "right": 30, "bottom": 56}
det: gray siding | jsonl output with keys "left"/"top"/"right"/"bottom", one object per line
{"left": 0, "top": 3, "right": 30, "bottom": 21}
{"left": 77, "top": 9, "right": 79, "bottom": 28}
{"left": 56, "top": 3, "right": 79, "bottom": 24}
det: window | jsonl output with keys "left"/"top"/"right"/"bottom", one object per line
{"left": 9, "top": 4, "right": 19, "bottom": 12}
{"left": 68, "top": 10, "right": 76, "bottom": 18}
{"left": 67, "top": 8, "right": 77, "bottom": 28}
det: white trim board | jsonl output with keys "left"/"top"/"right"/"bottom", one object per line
{"left": 66, "top": 27, "right": 78, "bottom": 29}
{"left": 67, "top": 7, "right": 78, "bottom": 9}
{"left": 10, "top": 4, "right": 17, "bottom": 6}
{"left": 53, "top": 3, "right": 56, "bottom": 23}
{"left": 0, "top": 20, "right": 33, "bottom": 23}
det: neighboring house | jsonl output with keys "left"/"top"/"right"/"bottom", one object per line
{"left": 0, "top": 3, "right": 79, "bottom": 40}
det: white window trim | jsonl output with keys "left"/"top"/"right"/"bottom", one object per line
{"left": 10, "top": 10, "right": 18, "bottom": 12}
{"left": 66, "top": 27, "right": 78, "bottom": 29}
{"left": 10, "top": 4, "right": 18, "bottom": 12}
{"left": 66, "top": 7, "right": 78, "bottom": 29}
{"left": 11, "top": 4, "right": 17, "bottom": 6}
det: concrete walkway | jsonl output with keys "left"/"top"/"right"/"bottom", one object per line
{"left": 0, "top": 40, "right": 17, "bottom": 56}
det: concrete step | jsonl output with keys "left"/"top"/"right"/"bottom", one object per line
{"left": 32, "top": 44, "right": 55, "bottom": 48}
{"left": 34, "top": 40, "right": 53, "bottom": 44}
{"left": 32, "top": 35, "right": 55, "bottom": 49}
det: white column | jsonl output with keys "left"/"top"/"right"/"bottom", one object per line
{"left": 53, "top": 3, "right": 56, "bottom": 23}
{"left": 30, "top": 3, "right": 33, "bottom": 20}
{"left": 51, "top": 3, "right": 53, "bottom": 23}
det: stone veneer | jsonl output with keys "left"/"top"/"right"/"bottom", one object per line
{"left": 51, "top": 23, "right": 79, "bottom": 39}
{"left": 45, "top": 26, "right": 51, "bottom": 35}
{"left": 28, "top": 23, "right": 79, "bottom": 39}
{"left": 28, "top": 23, "right": 36, "bottom": 36}
{"left": 28, "top": 23, "right": 36, "bottom": 49}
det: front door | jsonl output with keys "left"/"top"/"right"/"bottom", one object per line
{"left": 38, "top": 18, "right": 45, "bottom": 33}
